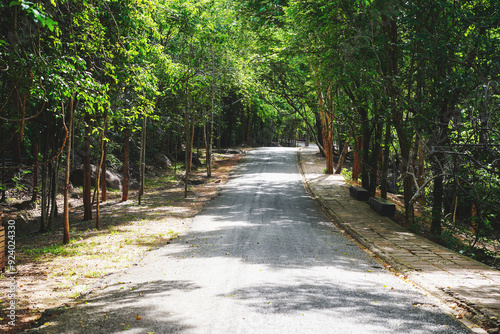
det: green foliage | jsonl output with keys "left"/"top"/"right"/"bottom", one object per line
{"left": 10, "top": 0, "right": 58, "bottom": 31}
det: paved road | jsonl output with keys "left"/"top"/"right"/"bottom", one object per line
{"left": 32, "top": 147, "right": 470, "bottom": 333}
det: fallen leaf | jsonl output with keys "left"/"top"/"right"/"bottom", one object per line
{"left": 136, "top": 315, "right": 142, "bottom": 320}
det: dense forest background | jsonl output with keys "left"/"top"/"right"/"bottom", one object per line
{"left": 1, "top": 0, "right": 499, "bottom": 264}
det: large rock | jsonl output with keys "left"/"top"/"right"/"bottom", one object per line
{"left": 154, "top": 153, "right": 172, "bottom": 168}
{"left": 171, "top": 152, "right": 203, "bottom": 167}
{"left": 70, "top": 165, "right": 123, "bottom": 190}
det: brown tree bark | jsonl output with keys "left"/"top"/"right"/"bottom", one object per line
{"left": 83, "top": 114, "right": 92, "bottom": 221}
{"left": 380, "top": 123, "right": 391, "bottom": 199}
{"left": 31, "top": 141, "right": 39, "bottom": 202}
{"left": 122, "top": 128, "right": 130, "bottom": 201}
{"left": 101, "top": 135, "right": 107, "bottom": 203}
{"left": 352, "top": 136, "right": 362, "bottom": 181}
{"left": 138, "top": 115, "right": 146, "bottom": 205}
{"left": 318, "top": 89, "right": 334, "bottom": 174}
{"left": 63, "top": 96, "right": 74, "bottom": 244}
{"left": 417, "top": 139, "right": 426, "bottom": 206}
{"left": 334, "top": 139, "right": 349, "bottom": 174}
{"left": 95, "top": 112, "right": 108, "bottom": 229}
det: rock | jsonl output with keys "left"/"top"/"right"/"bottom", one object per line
{"left": 212, "top": 149, "right": 244, "bottom": 155}
{"left": 70, "top": 165, "right": 123, "bottom": 190}
{"left": 12, "top": 200, "right": 35, "bottom": 211}
{"left": 171, "top": 152, "right": 203, "bottom": 167}
{"left": 154, "top": 153, "right": 172, "bottom": 168}
{"left": 105, "top": 169, "right": 123, "bottom": 189}
{"left": 225, "top": 149, "right": 244, "bottom": 154}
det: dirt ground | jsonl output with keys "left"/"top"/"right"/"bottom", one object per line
{"left": 0, "top": 152, "right": 244, "bottom": 333}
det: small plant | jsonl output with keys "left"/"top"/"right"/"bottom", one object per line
{"left": 83, "top": 271, "right": 102, "bottom": 278}
{"left": 12, "top": 170, "right": 31, "bottom": 193}
{"left": 340, "top": 169, "right": 353, "bottom": 181}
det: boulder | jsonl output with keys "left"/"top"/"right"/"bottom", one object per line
{"left": 172, "top": 152, "right": 203, "bottom": 167}
{"left": 154, "top": 153, "right": 172, "bottom": 168}
{"left": 70, "top": 165, "right": 123, "bottom": 190}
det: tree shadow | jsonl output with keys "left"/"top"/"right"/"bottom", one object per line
{"left": 217, "top": 278, "right": 467, "bottom": 333}
{"left": 31, "top": 280, "right": 199, "bottom": 334}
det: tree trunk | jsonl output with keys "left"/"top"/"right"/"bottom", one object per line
{"left": 83, "top": 114, "right": 92, "bottom": 221}
{"left": 431, "top": 160, "right": 444, "bottom": 237}
{"left": 368, "top": 122, "right": 383, "bottom": 197}
{"left": 400, "top": 147, "right": 414, "bottom": 225}
{"left": 184, "top": 100, "right": 192, "bottom": 198}
{"left": 122, "top": 128, "right": 130, "bottom": 201}
{"left": 417, "top": 139, "right": 426, "bottom": 206}
{"left": 63, "top": 96, "right": 74, "bottom": 244}
{"left": 101, "top": 134, "right": 107, "bottom": 203}
{"left": 31, "top": 140, "right": 39, "bottom": 202}
{"left": 47, "top": 159, "right": 59, "bottom": 231}
{"left": 138, "top": 115, "right": 146, "bottom": 205}
{"left": 318, "top": 93, "right": 333, "bottom": 174}
{"left": 380, "top": 123, "right": 391, "bottom": 199}
{"left": 206, "top": 119, "right": 213, "bottom": 178}
{"left": 352, "top": 136, "right": 362, "bottom": 181}
{"left": 40, "top": 161, "right": 48, "bottom": 233}
{"left": 96, "top": 112, "right": 108, "bottom": 229}
{"left": 314, "top": 110, "right": 326, "bottom": 157}
{"left": 245, "top": 110, "right": 251, "bottom": 146}
{"left": 360, "top": 109, "right": 370, "bottom": 192}
{"left": 334, "top": 139, "right": 349, "bottom": 174}
{"left": 40, "top": 130, "right": 50, "bottom": 232}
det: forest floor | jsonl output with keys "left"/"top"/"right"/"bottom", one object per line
{"left": 0, "top": 151, "right": 245, "bottom": 333}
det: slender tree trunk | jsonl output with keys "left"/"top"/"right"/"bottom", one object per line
{"left": 190, "top": 122, "right": 195, "bottom": 172}
{"left": 318, "top": 95, "right": 333, "bottom": 174}
{"left": 352, "top": 136, "right": 362, "bottom": 181}
{"left": 47, "top": 159, "right": 59, "bottom": 231}
{"left": 40, "top": 130, "right": 49, "bottom": 232}
{"left": 313, "top": 111, "right": 326, "bottom": 157}
{"left": 207, "top": 44, "right": 214, "bottom": 178}
{"left": 399, "top": 144, "right": 414, "bottom": 225}
{"left": 431, "top": 159, "right": 444, "bottom": 237}
{"left": 83, "top": 114, "right": 92, "bottom": 221}
{"left": 361, "top": 109, "right": 370, "bottom": 192}
{"left": 40, "top": 161, "right": 48, "bottom": 233}
{"left": 138, "top": 115, "right": 146, "bottom": 205}
{"left": 96, "top": 112, "right": 108, "bottom": 229}
{"left": 334, "top": 139, "right": 349, "bottom": 174}
{"left": 417, "top": 139, "right": 426, "bottom": 206}
{"left": 184, "top": 100, "right": 192, "bottom": 198}
{"left": 31, "top": 141, "right": 39, "bottom": 202}
{"left": 122, "top": 128, "right": 130, "bottom": 201}
{"left": 368, "top": 121, "right": 383, "bottom": 196}
{"left": 101, "top": 134, "right": 107, "bottom": 203}
{"left": 63, "top": 96, "right": 74, "bottom": 244}
{"left": 245, "top": 110, "right": 251, "bottom": 146}
{"left": 380, "top": 123, "right": 391, "bottom": 199}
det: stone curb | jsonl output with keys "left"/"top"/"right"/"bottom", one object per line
{"left": 296, "top": 148, "right": 497, "bottom": 334}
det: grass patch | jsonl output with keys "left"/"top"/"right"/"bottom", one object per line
{"left": 20, "top": 240, "right": 86, "bottom": 260}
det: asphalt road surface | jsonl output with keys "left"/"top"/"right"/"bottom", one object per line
{"left": 31, "top": 147, "right": 470, "bottom": 334}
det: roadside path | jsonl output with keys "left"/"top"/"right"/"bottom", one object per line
{"left": 298, "top": 145, "right": 500, "bottom": 334}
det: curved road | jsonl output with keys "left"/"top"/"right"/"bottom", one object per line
{"left": 33, "top": 147, "right": 469, "bottom": 333}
